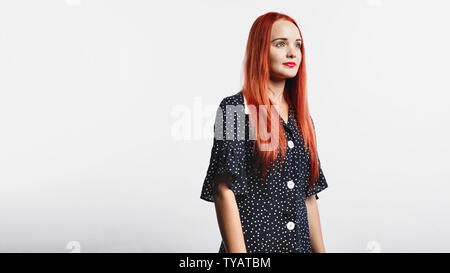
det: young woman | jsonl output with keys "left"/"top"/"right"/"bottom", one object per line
{"left": 200, "top": 12, "right": 329, "bottom": 253}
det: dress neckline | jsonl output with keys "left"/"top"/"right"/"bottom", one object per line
{"left": 239, "top": 91, "right": 294, "bottom": 127}
{"left": 279, "top": 106, "right": 294, "bottom": 128}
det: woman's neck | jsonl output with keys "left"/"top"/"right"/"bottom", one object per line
{"left": 267, "top": 79, "right": 286, "bottom": 105}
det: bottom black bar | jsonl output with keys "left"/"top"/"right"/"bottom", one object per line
{"left": 0, "top": 253, "right": 446, "bottom": 272}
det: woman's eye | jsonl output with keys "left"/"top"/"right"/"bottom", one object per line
{"left": 275, "top": 42, "right": 302, "bottom": 48}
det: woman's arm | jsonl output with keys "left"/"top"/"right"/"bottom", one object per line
{"left": 213, "top": 174, "right": 247, "bottom": 253}
{"left": 305, "top": 195, "right": 326, "bottom": 253}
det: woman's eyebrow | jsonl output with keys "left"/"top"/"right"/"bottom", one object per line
{"left": 271, "top": 38, "right": 302, "bottom": 42}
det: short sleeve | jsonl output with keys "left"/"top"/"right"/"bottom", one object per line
{"left": 200, "top": 98, "right": 249, "bottom": 202}
{"left": 305, "top": 115, "right": 328, "bottom": 200}
{"left": 306, "top": 158, "right": 328, "bottom": 200}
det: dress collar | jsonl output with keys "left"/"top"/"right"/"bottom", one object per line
{"left": 241, "top": 91, "right": 249, "bottom": 114}
{"left": 239, "top": 91, "right": 296, "bottom": 123}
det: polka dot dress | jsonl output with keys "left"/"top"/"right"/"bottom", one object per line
{"left": 200, "top": 91, "right": 328, "bottom": 253}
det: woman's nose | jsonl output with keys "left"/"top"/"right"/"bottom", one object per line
{"left": 286, "top": 46, "right": 296, "bottom": 58}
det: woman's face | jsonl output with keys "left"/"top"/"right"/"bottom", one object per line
{"left": 269, "top": 19, "right": 302, "bottom": 80}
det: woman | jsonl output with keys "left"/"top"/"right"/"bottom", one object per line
{"left": 200, "top": 12, "right": 329, "bottom": 253}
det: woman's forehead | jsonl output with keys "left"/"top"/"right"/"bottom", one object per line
{"left": 271, "top": 20, "right": 301, "bottom": 40}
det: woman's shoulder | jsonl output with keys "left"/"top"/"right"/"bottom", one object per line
{"left": 218, "top": 90, "right": 244, "bottom": 107}
{"left": 213, "top": 90, "right": 249, "bottom": 142}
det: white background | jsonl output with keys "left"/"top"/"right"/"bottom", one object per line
{"left": 0, "top": 0, "right": 449, "bottom": 252}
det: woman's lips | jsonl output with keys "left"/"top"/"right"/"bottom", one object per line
{"left": 283, "top": 63, "right": 296, "bottom": 68}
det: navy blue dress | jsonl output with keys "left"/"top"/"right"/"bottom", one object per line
{"left": 200, "top": 91, "right": 328, "bottom": 253}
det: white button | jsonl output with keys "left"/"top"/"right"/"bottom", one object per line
{"left": 287, "top": 180, "right": 295, "bottom": 189}
{"left": 288, "top": 141, "right": 294, "bottom": 148}
{"left": 286, "top": 221, "right": 295, "bottom": 230}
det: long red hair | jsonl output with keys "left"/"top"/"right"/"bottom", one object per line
{"left": 242, "top": 12, "right": 319, "bottom": 191}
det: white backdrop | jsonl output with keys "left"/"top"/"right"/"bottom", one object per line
{"left": 0, "top": 0, "right": 449, "bottom": 253}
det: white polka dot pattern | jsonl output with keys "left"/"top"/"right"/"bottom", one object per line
{"left": 200, "top": 91, "right": 328, "bottom": 253}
